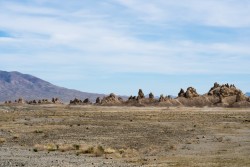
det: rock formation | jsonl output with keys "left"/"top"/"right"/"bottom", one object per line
{"left": 96, "top": 97, "right": 101, "bottom": 104}
{"left": 4, "top": 98, "right": 26, "bottom": 104}
{"left": 149, "top": 92, "right": 154, "bottom": 99}
{"left": 138, "top": 89, "right": 145, "bottom": 99}
{"left": 27, "top": 98, "right": 62, "bottom": 105}
{"left": 70, "top": 98, "right": 81, "bottom": 104}
{"left": 69, "top": 98, "right": 91, "bottom": 105}
{"left": 236, "top": 91, "right": 246, "bottom": 102}
{"left": 83, "top": 98, "right": 91, "bottom": 104}
{"left": 158, "top": 95, "right": 172, "bottom": 102}
{"left": 185, "top": 87, "right": 199, "bottom": 98}
{"left": 178, "top": 89, "right": 185, "bottom": 97}
{"left": 159, "top": 94, "right": 165, "bottom": 102}
{"left": 207, "top": 82, "right": 247, "bottom": 106}
{"left": 52, "top": 97, "right": 62, "bottom": 104}
{"left": 2, "top": 82, "right": 249, "bottom": 108}
{"left": 100, "top": 93, "right": 123, "bottom": 105}
{"left": 18, "top": 98, "right": 25, "bottom": 104}
{"left": 128, "top": 96, "right": 137, "bottom": 100}
{"left": 208, "top": 83, "right": 238, "bottom": 97}
{"left": 178, "top": 87, "right": 199, "bottom": 98}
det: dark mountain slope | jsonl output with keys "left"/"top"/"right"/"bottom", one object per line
{"left": 0, "top": 71, "right": 104, "bottom": 102}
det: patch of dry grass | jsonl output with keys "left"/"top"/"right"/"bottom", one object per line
{"left": 0, "top": 105, "right": 249, "bottom": 166}
{"left": 0, "top": 138, "right": 6, "bottom": 144}
{"left": 33, "top": 143, "right": 106, "bottom": 156}
{"left": 32, "top": 142, "right": 139, "bottom": 158}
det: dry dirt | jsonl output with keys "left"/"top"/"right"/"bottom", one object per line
{"left": 0, "top": 104, "right": 249, "bottom": 167}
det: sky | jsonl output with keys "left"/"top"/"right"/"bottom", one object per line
{"left": 0, "top": 0, "right": 250, "bottom": 96}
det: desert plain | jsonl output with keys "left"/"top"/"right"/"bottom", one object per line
{"left": 0, "top": 104, "right": 249, "bottom": 167}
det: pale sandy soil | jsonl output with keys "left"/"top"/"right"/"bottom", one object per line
{"left": 0, "top": 105, "right": 249, "bottom": 167}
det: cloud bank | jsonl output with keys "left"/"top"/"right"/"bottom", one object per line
{"left": 0, "top": 0, "right": 249, "bottom": 94}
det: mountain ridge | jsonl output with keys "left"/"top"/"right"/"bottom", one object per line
{"left": 0, "top": 70, "right": 105, "bottom": 102}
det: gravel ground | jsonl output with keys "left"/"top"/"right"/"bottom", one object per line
{"left": 0, "top": 105, "right": 250, "bottom": 167}
{"left": 0, "top": 146, "right": 135, "bottom": 167}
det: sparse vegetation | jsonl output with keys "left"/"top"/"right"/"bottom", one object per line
{"left": 33, "top": 143, "right": 107, "bottom": 157}
{"left": 34, "top": 130, "right": 43, "bottom": 133}
{"left": 73, "top": 144, "right": 80, "bottom": 150}
{"left": 0, "top": 138, "right": 6, "bottom": 144}
{"left": 13, "top": 134, "right": 19, "bottom": 139}
{"left": 0, "top": 105, "right": 249, "bottom": 166}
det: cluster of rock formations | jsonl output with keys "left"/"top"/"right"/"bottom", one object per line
{"left": 98, "top": 93, "right": 124, "bottom": 105}
{"left": 87, "top": 83, "right": 249, "bottom": 107}
{"left": 4, "top": 98, "right": 25, "bottom": 104}
{"left": 174, "top": 83, "right": 249, "bottom": 107}
{"left": 159, "top": 95, "right": 172, "bottom": 102}
{"left": 70, "top": 98, "right": 92, "bottom": 105}
{"left": 2, "top": 83, "right": 250, "bottom": 107}
{"left": 205, "top": 83, "right": 249, "bottom": 107}
{"left": 178, "top": 87, "right": 199, "bottom": 98}
{"left": 4, "top": 98, "right": 62, "bottom": 105}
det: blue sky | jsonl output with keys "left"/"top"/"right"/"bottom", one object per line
{"left": 0, "top": 0, "right": 250, "bottom": 96}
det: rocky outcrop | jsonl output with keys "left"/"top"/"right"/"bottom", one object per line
{"left": 178, "top": 87, "right": 199, "bottom": 98}
{"left": 208, "top": 83, "right": 239, "bottom": 97}
{"left": 3, "top": 97, "right": 63, "bottom": 105}
{"left": 4, "top": 98, "right": 26, "bottom": 105}
{"left": 70, "top": 98, "right": 81, "bottom": 104}
{"left": 206, "top": 82, "right": 248, "bottom": 106}
{"left": 17, "top": 98, "right": 25, "bottom": 104}
{"left": 4, "top": 101, "right": 12, "bottom": 104}
{"left": 185, "top": 87, "right": 199, "bottom": 98}
{"left": 27, "top": 98, "right": 62, "bottom": 105}
{"left": 52, "top": 97, "right": 62, "bottom": 104}
{"left": 159, "top": 94, "right": 165, "bottom": 102}
{"left": 2, "top": 82, "right": 249, "bottom": 108}
{"left": 236, "top": 91, "right": 246, "bottom": 102}
{"left": 83, "top": 98, "right": 91, "bottom": 103}
{"left": 100, "top": 93, "right": 123, "bottom": 105}
{"left": 178, "top": 89, "right": 185, "bottom": 97}
{"left": 158, "top": 95, "right": 172, "bottom": 102}
{"left": 175, "top": 83, "right": 250, "bottom": 107}
{"left": 96, "top": 97, "right": 101, "bottom": 104}
{"left": 149, "top": 92, "right": 154, "bottom": 99}
{"left": 138, "top": 89, "right": 145, "bottom": 99}
{"left": 70, "top": 98, "right": 92, "bottom": 105}
{"left": 38, "top": 99, "right": 49, "bottom": 104}
{"left": 158, "top": 94, "right": 182, "bottom": 106}
{"left": 28, "top": 100, "right": 37, "bottom": 104}
{"left": 128, "top": 96, "right": 137, "bottom": 100}
{"left": 126, "top": 90, "right": 158, "bottom": 106}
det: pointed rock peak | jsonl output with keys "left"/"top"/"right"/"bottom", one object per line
{"left": 138, "top": 89, "right": 145, "bottom": 99}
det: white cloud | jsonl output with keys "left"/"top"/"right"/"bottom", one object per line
{"left": 0, "top": 0, "right": 250, "bottom": 79}
{"left": 115, "top": 0, "right": 250, "bottom": 28}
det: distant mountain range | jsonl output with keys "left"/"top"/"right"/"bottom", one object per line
{"left": 0, "top": 70, "right": 105, "bottom": 102}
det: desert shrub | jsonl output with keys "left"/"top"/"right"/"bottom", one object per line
{"left": 32, "top": 143, "right": 111, "bottom": 157}
{"left": 73, "top": 144, "right": 80, "bottom": 150}
{"left": 46, "top": 143, "right": 57, "bottom": 151}
{"left": 13, "top": 134, "right": 19, "bottom": 139}
{"left": 34, "top": 130, "right": 43, "bottom": 133}
{"left": 94, "top": 145, "right": 105, "bottom": 157}
{"left": 86, "top": 146, "right": 94, "bottom": 154}
{"left": 0, "top": 138, "right": 6, "bottom": 144}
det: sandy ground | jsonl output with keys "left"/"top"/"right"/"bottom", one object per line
{"left": 0, "top": 104, "right": 249, "bottom": 167}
